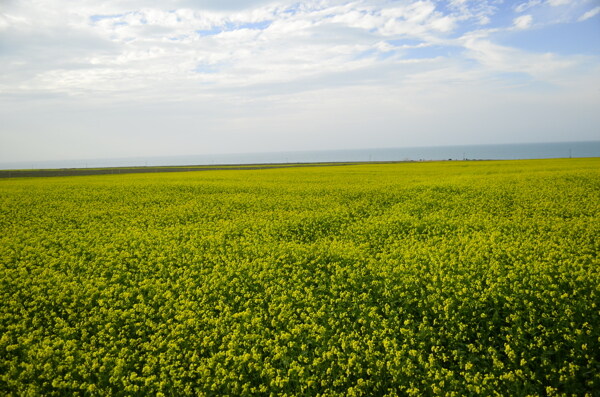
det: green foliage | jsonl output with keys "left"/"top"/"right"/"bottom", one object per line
{"left": 1, "top": 159, "right": 599, "bottom": 396}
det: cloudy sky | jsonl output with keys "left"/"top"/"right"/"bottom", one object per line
{"left": 1, "top": 0, "right": 599, "bottom": 163}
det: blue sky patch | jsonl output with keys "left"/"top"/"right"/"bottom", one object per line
{"left": 238, "top": 21, "right": 272, "bottom": 30}
{"left": 495, "top": 18, "right": 600, "bottom": 56}
{"left": 197, "top": 20, "right": 272, "bottom": 36}
{"left": 197, "top": 26, "right": 226, "bottom": 36}
{"left": 90, "top": 14, "right": 125, "bottom": 22}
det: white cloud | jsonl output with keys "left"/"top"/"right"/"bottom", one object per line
{"left": 513, "top": 14, "right": 533, "bottom": 29}
{"left": 459, "top": 36, "right": 599, "bottom": 93}
{"left": 547, "top": 0, "right": 571, "bottom": 6}
{"left": 515, "top": 0, "right": 592, "bottom": 21}
{"left": 1, "top": 0, "right": 474, "bottom": 97}
{"left": 515, "top": 0, "right": 542, "bottom": 13}
{"left": 578, "top": 6, "right": 600, "bottom": 21}
{"left": 0, "top": 0, "right": 595, "bottom": 97}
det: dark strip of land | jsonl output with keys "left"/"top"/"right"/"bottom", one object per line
{"left": 0, "top": 162, "right": 367, "bottom": 178}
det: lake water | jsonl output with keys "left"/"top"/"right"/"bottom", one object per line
{"left": 2, "top": 141, "right": 599, "bottom": 170}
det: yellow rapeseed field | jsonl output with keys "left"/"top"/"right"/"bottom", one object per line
{"left": 1, "top": 159, "right": 599, "bottom": 396}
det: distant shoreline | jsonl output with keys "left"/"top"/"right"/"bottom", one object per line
{"left": 2, "top": 141, "right": 598, "bottom": 172}
{"left": 0, "top": 161, "right": 363, "bottom": 178}
{"left": 0, "top": 160, "right": 407, "bottom": 178}
{"left": 0, "top": 157, "right": 592, "bottom": 179}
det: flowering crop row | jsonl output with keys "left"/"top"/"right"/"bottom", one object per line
{"left": 1, "top": 159, "right": 599, "bottom": 396}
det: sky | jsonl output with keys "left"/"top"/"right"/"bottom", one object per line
{"left": 1, "top": 0, "right": 599, "bottom": 163}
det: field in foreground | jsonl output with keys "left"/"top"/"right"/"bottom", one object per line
{"left": 1, "top": 159, "right": 599, "bottom": 396}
